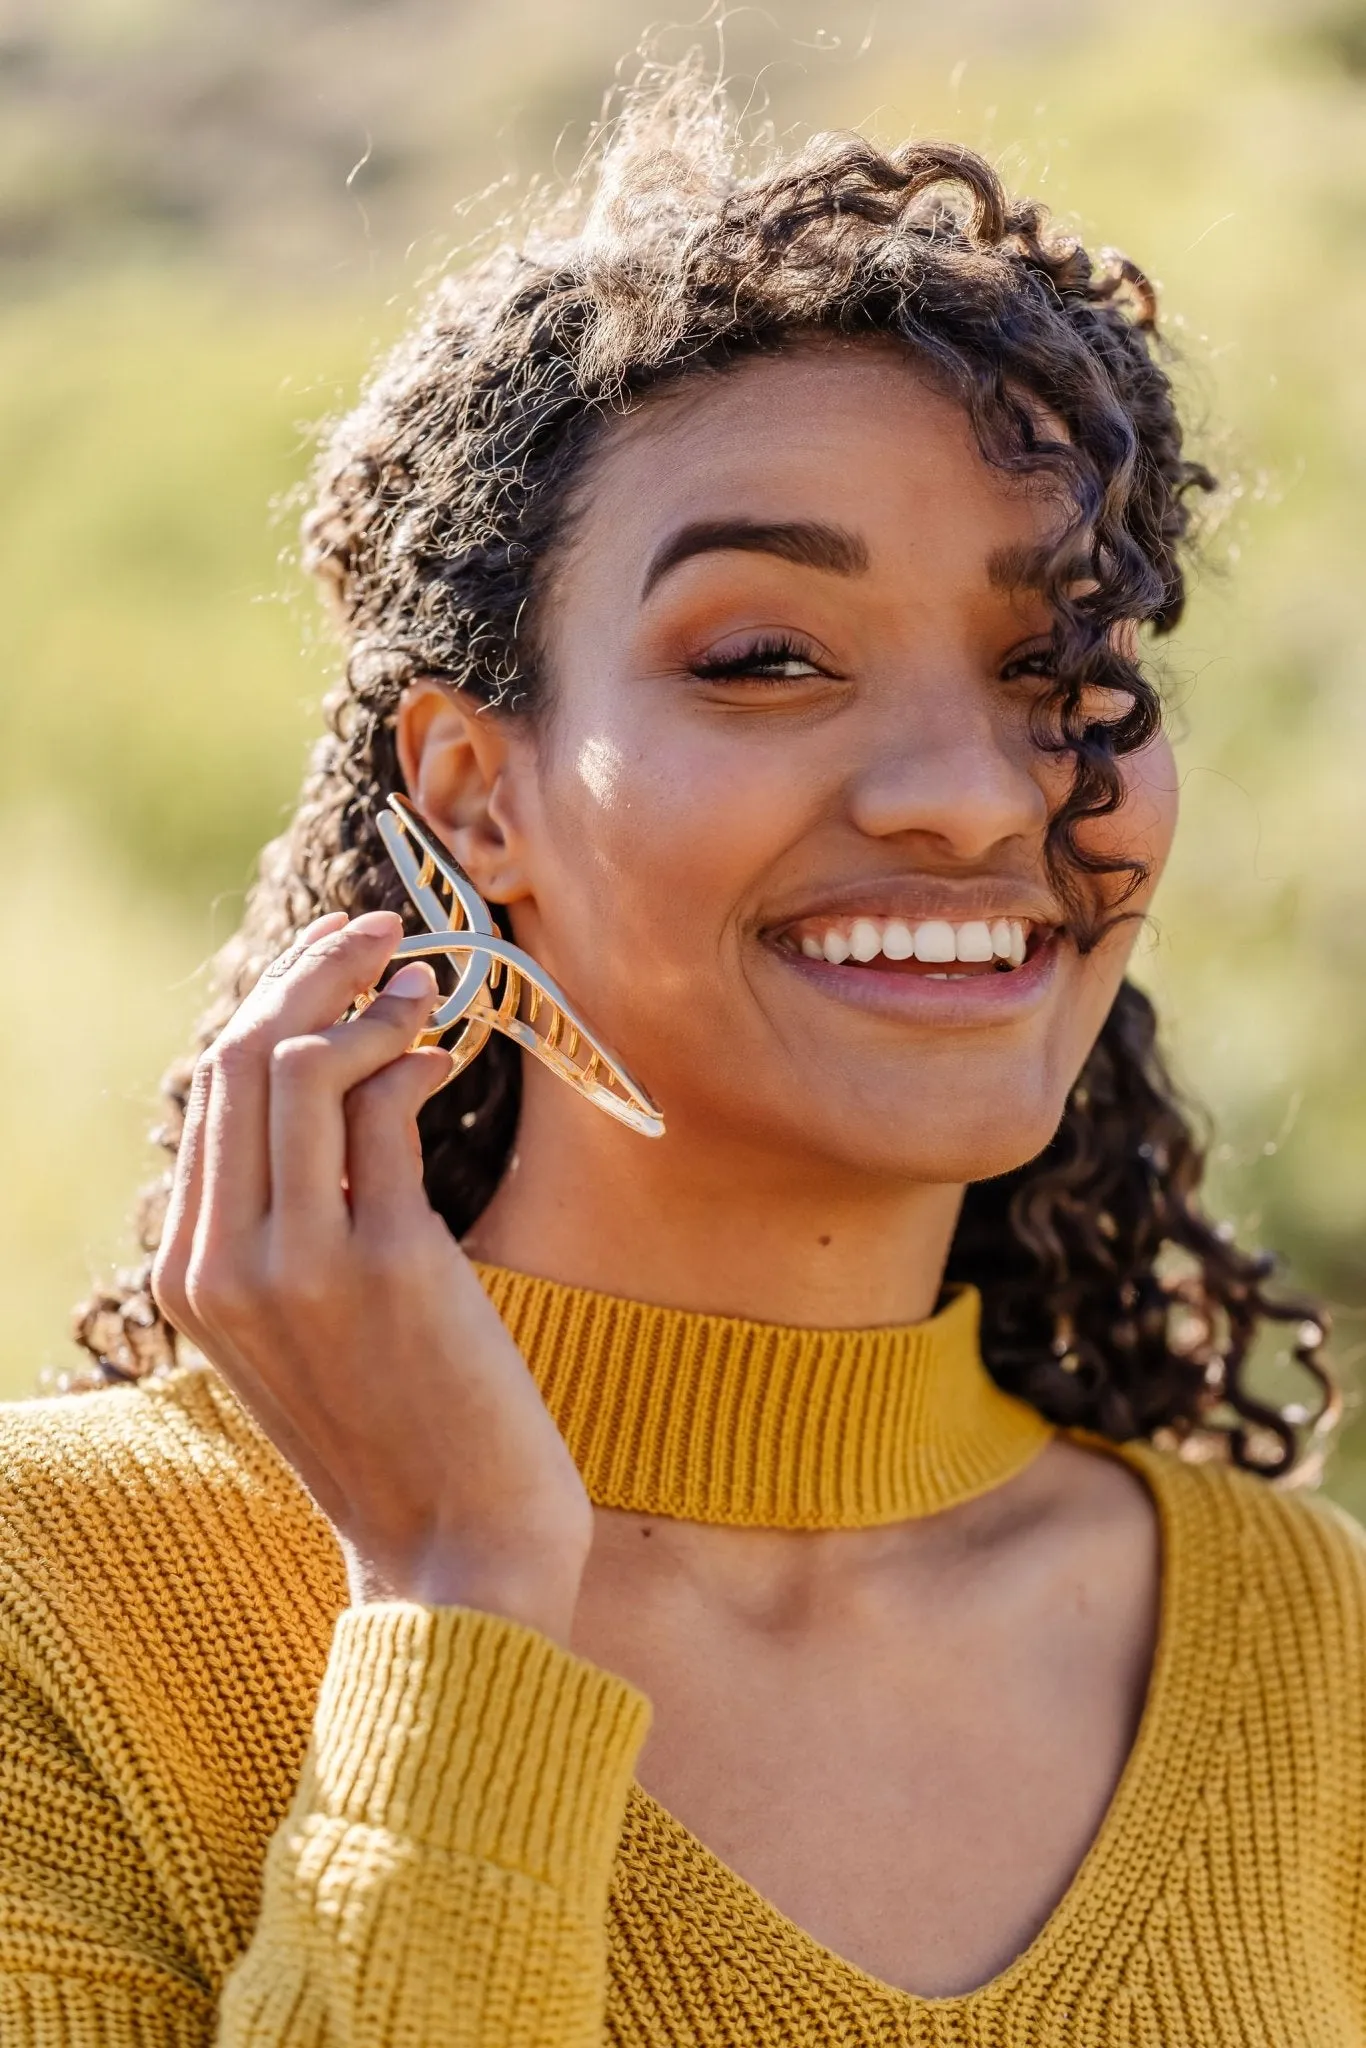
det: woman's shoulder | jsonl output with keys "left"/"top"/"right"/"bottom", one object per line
{"left": 1130, "top": 1435, "right": 1366, "bottom": 1564}
{"left": 2, "top": 1361, "right": 312, "bottom": 1517}
{"left": 1126, "top": 1436, "right": 1366, "bottom": 1701}
{"left": 1, "top": 1359, "right": 261, "bottom": 1480}
{"left": 0, "top": 1365, "right": 346, "bottom": 1661}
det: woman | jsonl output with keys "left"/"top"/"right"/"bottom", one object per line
{"left": 0, "top": 75, "right": 1357, "bottom": 2045}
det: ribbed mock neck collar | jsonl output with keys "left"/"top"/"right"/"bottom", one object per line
{"left": 474, "top": 1266, "right": 1053, "bottom": 1529}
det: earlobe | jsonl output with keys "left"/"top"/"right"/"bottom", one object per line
{"left": 395, "top": 678, "right": 529, "bottom": 902}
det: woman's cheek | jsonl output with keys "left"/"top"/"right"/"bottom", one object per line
{"left": 1117, "top": 728, "right": 1179, "bottom": 890}
{"left": 1073, "top": 727, "right": 1179, "bottom": 903}
{"left": 569, "top": 714, "right": 810, "bottom": 909}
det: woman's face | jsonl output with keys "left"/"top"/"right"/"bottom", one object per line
{"left": 413, "top": 342, "right": 1177, "bottom": 1189}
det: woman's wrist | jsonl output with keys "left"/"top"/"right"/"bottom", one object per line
{"left": 341, "top": 1528, "right": 591, "bottom": 1646}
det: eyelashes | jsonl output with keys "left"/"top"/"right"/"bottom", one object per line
{"left": 689, "top": 635, "right": 830, "bottom": 685}
{"left": 1001, "top": 647, "right": 1061, "bottom": 684}
{"left": 689, "top": 635, "right": 1062, "bottom": 688}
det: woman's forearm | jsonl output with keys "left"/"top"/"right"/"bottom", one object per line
{"left": 219, "top": 1605, "right": 649, "bottom": 2048}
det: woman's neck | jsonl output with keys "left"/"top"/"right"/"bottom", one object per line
{"left": 462, "top": 1073, "right": 964, "bottom": 1328}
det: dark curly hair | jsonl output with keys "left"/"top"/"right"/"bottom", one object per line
{"left": 74, "top": 66, "right": 1334, "bottom": 1476}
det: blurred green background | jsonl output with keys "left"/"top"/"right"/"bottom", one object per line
{"left": 2, "top": 0, "right": 1364, "bottom": 1502}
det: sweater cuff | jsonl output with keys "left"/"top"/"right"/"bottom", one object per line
{"left": 308, "top": 1604, "right": 651, "bottom": 1894}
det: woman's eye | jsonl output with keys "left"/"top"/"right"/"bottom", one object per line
{"left": 1002, "top": 644, "right": 1135, "bottom": 729}
{"left": 1002, "top": 646, "right": 1058, "bottom": 684}
{"left": 690, "top": 638, "right": 829, "bottom": 686}
{"left": 748, "top": 656, "right": 822, "bottom": 680}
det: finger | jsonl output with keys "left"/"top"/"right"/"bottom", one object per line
{"left": 202, "top": 911, "right": 406, "bottom": 1239}
{"left": 268, "top": 964, "right": 443, "bottom": 1224}
{"left": 281, "top": 909, "right": 350, "bottom": 958}
{"left": 151, "top": 1054, "right": 214, "bottom": 1341}
{"left": 231, "top": 910, "right": 401, "bottom": 1042}
{"left": 344, "top": 1047, "right": 455, "bottom": 1234}
{"left": 235, "top": 911, "right": 351, "bottom": 1017}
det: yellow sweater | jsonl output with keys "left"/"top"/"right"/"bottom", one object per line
{"left": 0, "top": 1269, "right": 1363, "bottom": 2044}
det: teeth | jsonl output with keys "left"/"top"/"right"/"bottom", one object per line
{"left": 848, "top": 918, "right": 883, "bottom": 963}
{"left": 912, "top": 920, "right": 957, "bottom": 963}
{"left": 794, "top": 915, "right": 1034, "bottom": 968}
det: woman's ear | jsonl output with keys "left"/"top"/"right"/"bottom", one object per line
{"left": 395, "top": 679, "right": 532, "bottom": 904}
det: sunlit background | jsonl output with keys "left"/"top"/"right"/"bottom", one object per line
{"left": 2, "top": 0, "right": 1364, "bottom": 1503}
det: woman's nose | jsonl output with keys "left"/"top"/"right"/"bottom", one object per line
{"left": 845, "top": 689, "right": 1050, "bottom": 863}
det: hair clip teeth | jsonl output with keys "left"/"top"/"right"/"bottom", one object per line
{"left": 357, "top": 793, "right": 665, "bottom": 1139}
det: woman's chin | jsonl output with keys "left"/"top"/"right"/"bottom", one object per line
{"left": 844, "top": 1122, "right": 1063, "bottom": 1189}
{"left": 678, "top": 1085, "right": 1068, "bottom": 1191}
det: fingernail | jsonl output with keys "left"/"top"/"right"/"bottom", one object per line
{"left": 350, "top": 910, "right": 403, "bottom": 938}
{"left": 386, "top": 961, "right": 437, "bottom": 1000}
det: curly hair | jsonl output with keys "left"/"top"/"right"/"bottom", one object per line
{"left": 74, "top": 66, "right": 1334, "bottom": 1475}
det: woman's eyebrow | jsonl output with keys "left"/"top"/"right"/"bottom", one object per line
{"left": 640, "top": 518, "right": 871, "bottom": 599}
{"left": 987, "top": 540, "right": 1094, "bottom": 594}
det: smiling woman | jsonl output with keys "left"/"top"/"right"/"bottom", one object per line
{"left": 1, "top": 61, "right": 1360, "bottom": 2048}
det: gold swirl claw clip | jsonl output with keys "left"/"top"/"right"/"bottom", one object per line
{"left": 353, "top": 793, "right": 665, "bottom": 1139}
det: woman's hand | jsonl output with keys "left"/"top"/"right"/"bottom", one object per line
{"left": 151, "top": 909, "right": 593, "bottom": 1643}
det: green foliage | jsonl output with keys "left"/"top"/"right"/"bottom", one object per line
{"left": 1, "top": 0, "right": 1363, "bottom": 1504}
{"left": 0, "top": 278, "right": 382, "bottom": 899}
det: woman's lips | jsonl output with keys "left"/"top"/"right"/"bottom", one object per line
{"left": 770, "top": 925, "right": 1062, "bottom": 1022}
{"left": 782, "top": 911, "right": 1035, "bottom": 969}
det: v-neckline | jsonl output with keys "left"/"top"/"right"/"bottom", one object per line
{"left": 619, "top": 1439, "right": 1203, "bottom": 2013}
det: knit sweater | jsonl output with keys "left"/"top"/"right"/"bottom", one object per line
{"left": 0, "top": 1270, "right": 1362, "bottom": 2045}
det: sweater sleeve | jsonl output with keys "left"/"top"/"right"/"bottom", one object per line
{"left": 218, "top": 1603, "right": 651, "bottom": 2048}
{"left": 0, "top": 1596, "right": 648, "bottom": 2047}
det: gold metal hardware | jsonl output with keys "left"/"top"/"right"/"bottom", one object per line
{"left": 353, "top": 793, "right": 664, "bottom": 1139}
